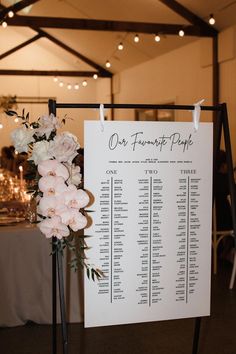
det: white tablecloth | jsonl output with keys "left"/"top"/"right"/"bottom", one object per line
{"left": 0, "top": 223, "right": 84, "bottom": 327}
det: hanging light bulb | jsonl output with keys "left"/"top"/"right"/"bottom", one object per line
{"left": 209, "top": 14, "right": 215, "bottom": 25}
{"left": 118, "top": 42, "right": 124, "bottom": 50}
{"left": 93, "top": 74, "right": 98, "bottom": 80}
{"left": 8, "top": 10, "right": 14, "bottom": 18}
{"left": 134, "top": 34, "right": 139, "bottom": 43}
{"left": 67, "top": 83, "right": 72, "bottom": 90}
{"left": 53, "top": 77, "right": 58, "bottom": 82}
{"left": 105, "top": 60, "right": 111, "bottom": 68}
{"left": 14, "top": 117, "right": 19, "bottom": 123}
{"left": 59, "top": 81, "right": 64, "bottom": 87}
{"left": 74, "top": 83, "right": 79, "bottom": 90}
{"left": 82, "top": 80, "right": 87, "bottom": 87}
{"left": 179, "top": 29, "right": 185, "bottom": 37}
{"left": 2, "top": 21, "right": 7, "bottom": 28}
{"left": 0, "top": 123, "right": 3, "bottom": 129}
{"left": 154, "top": 34, "right": 161, "bottom": 42}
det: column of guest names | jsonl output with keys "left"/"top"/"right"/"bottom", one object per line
{"left": 136, "top": 175, "right": 165, "bottom": 306}
{"left": 95, "top": 177, "right": 128, "bottom": 302}
{"left": 175, "top": 171, "right": 200, "bottom": 302}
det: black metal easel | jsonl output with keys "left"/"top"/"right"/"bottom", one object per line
{"left": 48, "top": 100, "right": 236, "bottom": 354}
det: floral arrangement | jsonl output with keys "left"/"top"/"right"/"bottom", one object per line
{"left": 7, "top": 109, "right": 102, "bottom": 280}
{"left": 0, "top": 95, "right": 17, "bottom": 112}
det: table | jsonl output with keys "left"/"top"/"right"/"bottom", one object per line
{"left": 0, "top": 223, "right": 83, "bottom": 327}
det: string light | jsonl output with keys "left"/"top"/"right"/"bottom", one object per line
{"left": 105, "top": 60, "right": 111, "bottom": 68}
{"left": 93, "top": 74, "right": 98, "bottom": 80}
{"left": 209, "top": 14, "right": 215, "bottom": 25}
{"left": 134, "top": 34, "right": 140, "bottom": 43}
{"left": 154, "top": 34, "right": 161, "bottom": 42}
{"left": 2, "top": 21, "right": 7, "bottom": 28}
{"left": 67, "top": 83, "right": 72, "bottom": 90}
{"left": 8, "top": 11, "right": 14, "bottom": 18}
{"left": 14, "top": 117, "right": 19, "bottom": 123}
{"left": 0, "top": 123, "right": 3, "bottom": 129}
{"left": 53, "top": 77, "right": 58, "bottom": 82}
{"left": 179, "top": 29, "right": 185, "bottom": 37}
{"left": 82, "top": 80, "right": 87, "bottom": 87}
{"left": 74, "top": 83, "right": 79, "bottom": 90}
{"left": 118, "top": 42, "right": 124, "bottom": 50}
{"left": 59, "top": 81, "right": 64, "bottom": 87}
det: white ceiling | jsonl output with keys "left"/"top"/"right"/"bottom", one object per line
{"left": 0, "top": 0, "right": 236, "bottom": 74}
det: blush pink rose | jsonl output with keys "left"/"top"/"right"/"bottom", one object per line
{"left": 48, "top": 132, "right": 80, "bottom": 164}
{"left": 38, "top": 216, "right": 70, "bottom": 239}
{"left": 38, "top": 159, "right": 69, "bottom": 180}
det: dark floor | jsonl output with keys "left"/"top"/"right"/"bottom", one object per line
{"left": 1, "top": 260, "right": 236, "bottom": 354}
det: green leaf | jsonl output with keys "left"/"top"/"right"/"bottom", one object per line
{"left": 5, "top": 110, "right": 17, "bottom": 116}
{"left": 86, "top": 268, "right": 90, "bottom": 279}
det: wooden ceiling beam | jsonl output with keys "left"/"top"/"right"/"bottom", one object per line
{"left": 0, "top": 69, "right": 111, "bottom": 78}
{"left": 33, "top": 27, "right": 112, "bottom": 76}
{"left": 159, "top": 0, "right": 218, "bottom": 36}
{"left": 0, "top": 34, "right": 42, "bottom": 60}
{"left": 0, "top": 2, "right": 112, "bottom": 77}
{"left": 0, "top": 0, "right": 39, "bottom": 20}
{"left": 7, "top": 15, "right": 216, "bottom": 37}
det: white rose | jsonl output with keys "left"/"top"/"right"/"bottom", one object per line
{"left": 29, "top": 140, "right": 52, "bottom": 165}
{"left": 66, "top": 163, "right": 82, "bottom": 186}
{"left": 48, "top": 132, "right": 80, "bottom": 164}
{"left": 11, "top": 127, "right": 35, "bottom": 153}
{"left": 35, "top": 114, "right": 61, "bottom": 139}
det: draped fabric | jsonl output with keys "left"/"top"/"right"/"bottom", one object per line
{"left": 0, "top": 224, "right": 83, "bottom": 327}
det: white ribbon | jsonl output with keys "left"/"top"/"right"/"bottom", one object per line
{"left": 99, "top": 103, "right": 105, "bottom": 132}
{"left": 192, "top": 99, "right": 204, "bottom": 131}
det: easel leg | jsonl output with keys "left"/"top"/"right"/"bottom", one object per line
{"left": 192, "top": 317, "right": 201, "bottom": 354}
{"left": 52, "top": 239, "right": 57, "bottom": 354}
{"left": 57, "top": 250, "right": 69, "bottom": 354}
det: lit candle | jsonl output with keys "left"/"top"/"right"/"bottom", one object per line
{"left": 19, "top": 165, "right": 23, "bottom": 188}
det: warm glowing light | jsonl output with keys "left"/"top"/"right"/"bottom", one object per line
{"left": 209, "top": 14, "right": 215, "bottom": 25}
{"left": 67, "top": 83, "right": 72, "bottom": 90}
{"left": 8, "top": 11, "right": 14, "bottom": 18}
{"left": 53, "top": 77, "right": 58, "bottom": 82}
{"left": 179, "top": 29, "right": 185, "bottom": 37}
{"left": 105, "top": 60, "right": 111, "bottom": 68}
{"left": 74, "top": 83, "right": 79, "bottom": 90}
{"left": 14, "top": 117, "right": 19, "bottom": 123}
{"left": 118, "top": 42, "right": 124, "bottom": 50}
{"left": 0, "top": 123, "right": 3, "bottom": 129}
{"left": 2, "top": 21, "right": 7, "bottom": 28}
{"left": 82, "top": 80, "right": 87, "bottom": 87}
{"left": 59, "top": 81, "right": 64, "bottom": 87}
{"left": 93, "top": 74, "right": 98, "bottom": 80}
{"left": 155, "top": 34, "right": 161, "bottom": 42}
{"left": 134, "top": 34, "right": 139, "bottom": 43}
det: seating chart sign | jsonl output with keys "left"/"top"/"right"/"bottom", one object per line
{"left": 84, "top": 121, "right": 213, "bottom": 328}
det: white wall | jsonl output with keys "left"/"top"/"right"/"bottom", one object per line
{"left": 97, "top": 28, "right": 236, "bottom": 159}
{"left": 112, "top": 39, "right": 213, "bottom": 122}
